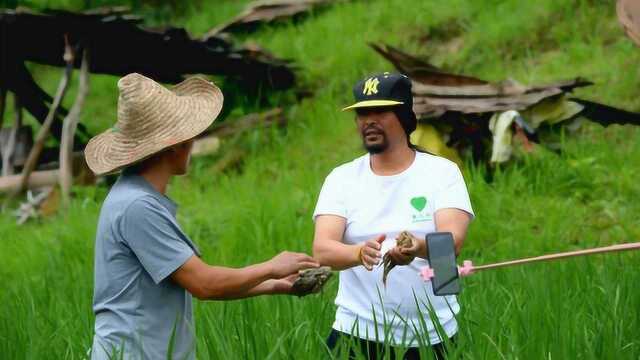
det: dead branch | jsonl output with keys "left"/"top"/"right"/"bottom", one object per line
{"left": 59, "top": 49, "right": 90, "bottom": 207}
{"left": 16, "top": 39, "right": 74, "bottom": 195}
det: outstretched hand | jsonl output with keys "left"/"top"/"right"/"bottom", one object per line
{"left": 269, "top": 251, "right": 319, "bottom": 279}
{"left": 268, "top": 274, "right": 298, "bottom": 295}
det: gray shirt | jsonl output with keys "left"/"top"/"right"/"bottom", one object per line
{"left": 91, "top": 173, "right": 200, "bottom": 360}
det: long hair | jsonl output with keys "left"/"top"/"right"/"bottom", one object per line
{"left": 393, "top": 106, "right": 433, "bottom": 154}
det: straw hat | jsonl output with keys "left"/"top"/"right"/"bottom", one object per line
{"left": 618, "top": 0, "right": 640, "bottom": 47}
{"left": 85, "top": 73, "right": 223, "bottom": 176}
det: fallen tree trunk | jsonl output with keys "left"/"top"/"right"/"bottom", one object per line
{"left": 0, "top": 169, "right": 59, "bottom": 193}
{"left": 1, "top": 151, "right": 93, "bottom": 195}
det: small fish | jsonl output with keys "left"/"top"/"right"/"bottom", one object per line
{"left": 382, "top": 231, "right": 415, "bottom": 286}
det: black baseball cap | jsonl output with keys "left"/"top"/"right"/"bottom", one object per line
{"left": 342, "top": 72, "right": 414, "bottom": 111}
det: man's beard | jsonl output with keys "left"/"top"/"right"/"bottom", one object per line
{"left": 361, "top": 128, "right": 389, "bottom": 154}
{"left": 364, "top": 140, "right": 388, "bottom": 154}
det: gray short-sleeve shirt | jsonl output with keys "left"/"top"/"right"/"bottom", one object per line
{"left": 91, "top": 173, "right": 200, "bottom": 360}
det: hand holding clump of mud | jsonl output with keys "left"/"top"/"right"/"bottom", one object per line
{"left": 382, "top": 231, "right": 420, "bottom": 285}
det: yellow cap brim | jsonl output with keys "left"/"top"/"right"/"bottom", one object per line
{"left": 342, "top": 100, "right": 404, "bottom": 111}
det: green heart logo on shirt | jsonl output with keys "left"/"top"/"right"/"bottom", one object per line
{"left": 410, "top": 196, "right": 427, "bottom": 212}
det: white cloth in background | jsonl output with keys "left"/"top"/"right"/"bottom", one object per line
{"left": 488, "top": 110, "right": 519, "bottom": 164}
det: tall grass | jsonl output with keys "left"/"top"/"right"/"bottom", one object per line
{"left": 1, "top": 0, "right": 640, "bottom": 358}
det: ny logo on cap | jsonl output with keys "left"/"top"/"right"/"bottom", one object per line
{"left": 362, "top": 77, "right": 379, "bottom": 96}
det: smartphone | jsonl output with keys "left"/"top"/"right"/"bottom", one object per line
{"left": 426, "top": 232, "right": 460, "bottom": 296}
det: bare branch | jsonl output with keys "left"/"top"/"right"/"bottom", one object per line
{"left": 12, "top": 37, "right": 74, "bottom": 198}
{"left": 59, "top": 48, "right": 90, "bottom": 207}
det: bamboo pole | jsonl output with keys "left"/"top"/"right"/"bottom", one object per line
{"left": 472, "top": 242, "right": 640, "bottom": 272}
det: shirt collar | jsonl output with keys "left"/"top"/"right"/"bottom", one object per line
{"left": 118, "top": 172, "right": 178, "bottom": 216}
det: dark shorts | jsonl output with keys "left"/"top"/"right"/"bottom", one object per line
{"left": 326, "top": 329, "right": 454, "bottom": 360}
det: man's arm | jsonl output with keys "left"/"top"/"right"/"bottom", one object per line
{"left": 171, "top": 252, "right": 318, "bottom": 300}
{"left": 434, "top": 207, "right": 472, "bottom": 255}
{"left": 312, "top": 214, "right": 384, "bottom": 271}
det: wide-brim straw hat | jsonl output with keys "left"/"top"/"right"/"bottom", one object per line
{"left": 618, "top": 0, "right": 640, "bottom": 47}
{"left": 85, "top": 73, "right": 223, "bottom": 176}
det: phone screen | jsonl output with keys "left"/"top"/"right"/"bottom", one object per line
{"left": 426, "top": 232, "right": 460, "bottom": 295}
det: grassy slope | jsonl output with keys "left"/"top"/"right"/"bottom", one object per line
{"left": 1, "top": 0, "right": 640, "bottom": 358}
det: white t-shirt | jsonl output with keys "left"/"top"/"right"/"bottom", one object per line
{"left": 313, "top": 152, "right": 474, "bottom": 347}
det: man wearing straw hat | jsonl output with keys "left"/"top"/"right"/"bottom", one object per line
{"left": 313, "top": 72, "right": 474, "bottom": 359}
{"left": 85, "top": 73, "right": 319, "bottom": 359}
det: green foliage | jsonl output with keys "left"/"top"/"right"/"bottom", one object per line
{"left": 1, "top": 0, "right": 640, "bottom": 358}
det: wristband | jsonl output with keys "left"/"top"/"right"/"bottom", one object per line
{"left": 357, "top": 245, "right": 365, "bottom": 265}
